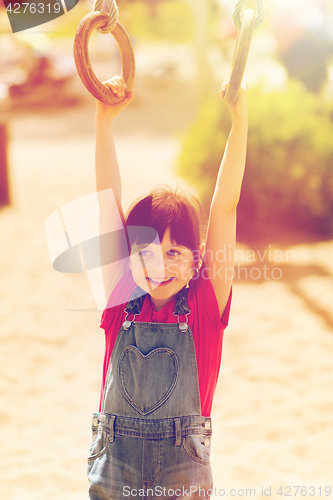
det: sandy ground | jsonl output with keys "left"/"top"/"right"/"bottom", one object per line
{"left": 1, "top": 35, "right": 333, "bottom": 500}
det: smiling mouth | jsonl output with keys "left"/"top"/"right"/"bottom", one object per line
{"left": 146, "top": 277, "right": 175, "bottom": 286}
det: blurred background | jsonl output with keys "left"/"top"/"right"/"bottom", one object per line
{"left": 1, "top": 0, "right": 333, "bottom": 498}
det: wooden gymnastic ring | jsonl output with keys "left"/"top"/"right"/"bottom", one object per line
{"left": 73, "top": 12, "right": 135, "bottom": 104}
{"left": 224, "top": 9, "right": 255, "bottom": 105}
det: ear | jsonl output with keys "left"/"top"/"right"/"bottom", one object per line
{"left": 196, "top": 242, "right": 205, "bottom": 270}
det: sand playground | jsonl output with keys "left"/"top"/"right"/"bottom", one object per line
{"left": 1, "top": 36, "right": 333, "bottom": 500}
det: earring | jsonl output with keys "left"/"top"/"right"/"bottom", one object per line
{"left": 186, "top": 268, "right": 196, "bottom": 289}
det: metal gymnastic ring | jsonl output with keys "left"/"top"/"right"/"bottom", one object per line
{"left": 224, "top": 9, "right": 255, "bottom": 105}
{"left": 73, "top": 12, "right": 135, "bottom": 104}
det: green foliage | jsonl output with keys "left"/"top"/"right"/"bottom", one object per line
{"left": 117, "top": 0, "right": 193, "bottom": 43}
{"left": 178, "top": 81, "right": 333, "bottom": 241}
{"left": 48, "top": 0, "right": 192, "bottom": 41}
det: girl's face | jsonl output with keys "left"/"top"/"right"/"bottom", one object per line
{"left": 129, "top": 227, "right": 195, "bottom": 311}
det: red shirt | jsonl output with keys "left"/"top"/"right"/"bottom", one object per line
{"left": 100, "top": 269, "right": 232, "bottom": 417}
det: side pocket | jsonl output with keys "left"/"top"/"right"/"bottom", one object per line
{"left": 87, "top": 416, "right": 110, "bottom": 462}
{"left": 183, "top": 434, "right": 211, "bottom": 466}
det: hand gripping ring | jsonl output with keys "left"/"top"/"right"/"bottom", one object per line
{"left": 73, "top": 12, "right": 135, "bottom": 104}
{"left": 224, "top": 9, "right": 255, "bottom": 105}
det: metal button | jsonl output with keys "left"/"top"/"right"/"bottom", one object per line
{"left": 122, "top": 320, "right": 132, "bottom": 330}
{"left": 178, "top": 322, "right": 188, "bottom": 332}
{"left": 205, "top": 420, "right": 210, "bottom": 430}
{"left": 93, "top": 416, "right": 98, "bottom": 427}
{"left": 204, "top": 437, "right": 210, "bottom": 447}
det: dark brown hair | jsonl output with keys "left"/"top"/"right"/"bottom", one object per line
{"left": 125, "top": 186, "right": 204, "bottom": 253}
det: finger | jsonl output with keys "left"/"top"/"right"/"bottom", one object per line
{"left": 108, "top": 84, "right": 118, "bottom": 96}
{"left": 104, "top": 80, "right": 116, "bottom": 90}
{"left": 219, "top": 83, "right": 227, "bottom": 99}
{"left": 103, "top": 77, "right": 118, "bottom": 86}
{"left": 112, "top": 80, "right": 120, "bottom": 91}
{"left": 103, "top": 77, "right": 125, "bottom": 90}
{"left": 104, "top": 81, "right": 124, "bottom": 97}
{"left": 115, "top": 81, "right": 126, "bottom": 97}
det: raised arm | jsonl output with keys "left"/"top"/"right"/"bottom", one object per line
{"left": 205, "top": 80, "right": 248, "bottom": 316}
{"left": 95, "top": 77, "right": 134, "bottom": 301}
{"left": 95, "top": 77, "right": 134, "bottom": 208}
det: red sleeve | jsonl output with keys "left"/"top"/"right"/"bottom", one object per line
{"left": 188, "top": 267, "right": 232, "bottom": 417}
{"left": 190, "top": 267, "right": 232, "bottom": 332}
{"left": 99, "top": 270, "right": 137, "bottom": 333}
{"left": 99, "top": 308, "right": 108, "bottom": 331}
{"left": 221, "top": 286, "right": 232, "bottom": 329}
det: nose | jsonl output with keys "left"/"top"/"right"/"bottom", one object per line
{"left": 150, "top": 261, "right": 166, "bottom": 274}
{"left": 149, "top": 255, "right": 169, "bottom": 275}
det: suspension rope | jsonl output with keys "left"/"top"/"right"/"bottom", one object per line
{"left": 232, "top": 0, "right": 265, "bottom": 31}
{"left": 93, "top": 0, "right": 119, "bottom": 34}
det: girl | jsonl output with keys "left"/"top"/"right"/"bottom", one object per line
{"left": 88, "top": 77, "right": 248, "bottom": 500}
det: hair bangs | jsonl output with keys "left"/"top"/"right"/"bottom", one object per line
{"left": 125, "top": 187, "right": 203, "bottom": 252}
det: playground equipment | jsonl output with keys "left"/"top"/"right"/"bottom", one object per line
{"left": 224, "top": 0, "right": 265, "bottom": 105}
{"left": 73, "top": 0, "right": 135, "bottom": 104}
{"left": 73, "top": 0, "right": 265, "bottom": 105}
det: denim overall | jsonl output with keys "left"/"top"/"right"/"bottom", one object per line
{"left": 87, "top": 287, "right": 213, "bottom": 500}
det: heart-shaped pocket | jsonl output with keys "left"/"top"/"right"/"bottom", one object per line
{"left": 118, "top": 346, "right": 179, "bottom": 416}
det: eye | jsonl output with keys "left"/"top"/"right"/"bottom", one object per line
{"left": 167, "top": 249, "right": 181, "bottom": 257}
{"left": 138, "top": 249, "right": 153, "bottom": 257}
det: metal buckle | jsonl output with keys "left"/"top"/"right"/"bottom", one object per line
{"left": 122, "top": 310, "right": 131, "bottom": 330}
{"left": 122, "top": 309, "right": 140, "bottom": 330}
{"left": 173, "top": 310, "right": 191, "bottom": 332}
